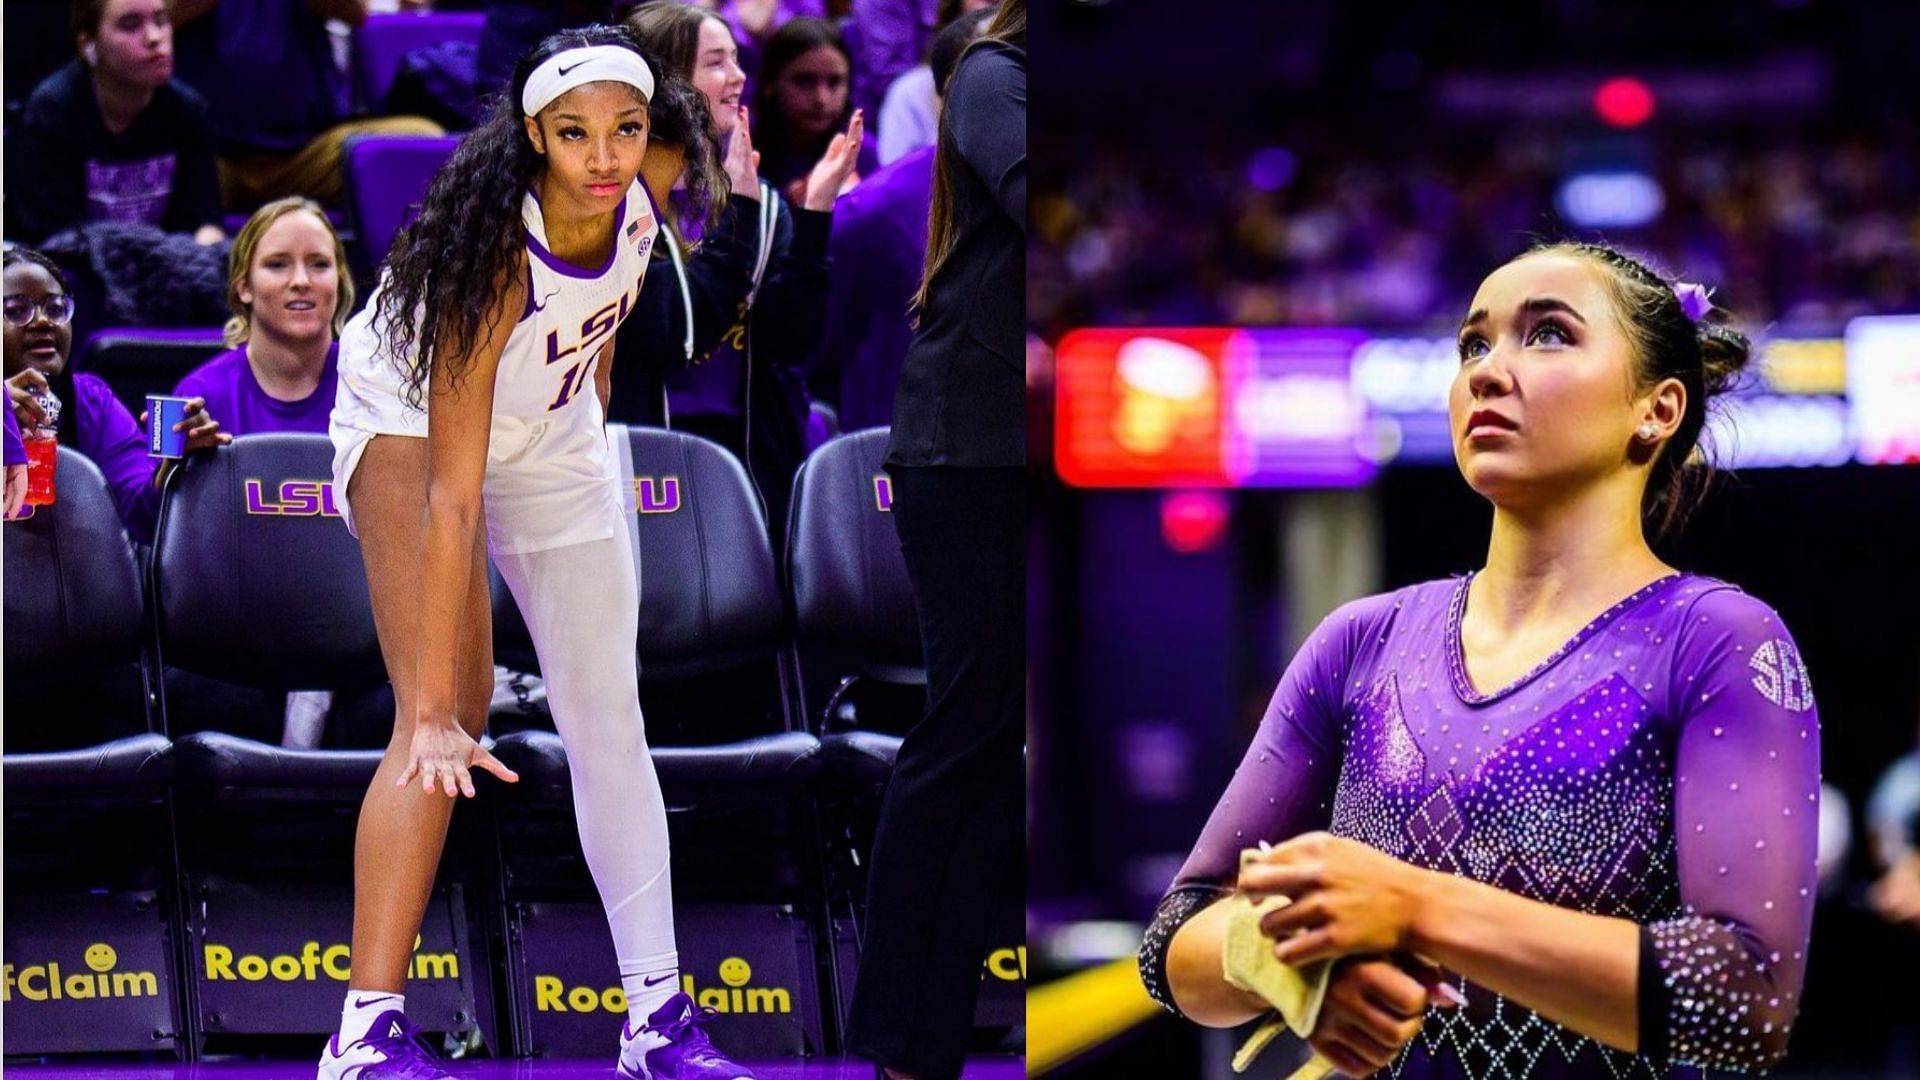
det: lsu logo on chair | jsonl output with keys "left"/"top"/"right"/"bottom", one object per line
{"left": 535, "top": 957, "right": 792, "bottom": 1015}
{"left": 3, "top": 942, "right": 160, "bottom": 1002}
{"left": 629, "top": 476, "right": 681, "bottom": 514}
{"left": 243, "top": 479, "right": 340, "bottom": 518}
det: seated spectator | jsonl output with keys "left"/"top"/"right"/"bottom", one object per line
{"left": 753, "top": 17, "right": 877, "bottom": 206}
{"left": 712, "top": 0, "right": 825, "bottom": 93}
{"left": 812, "top": 8, "right": 987, "bottom": 431}
{"left": 3, "top": 247, "right": 228, "bottom": 543}
{"left": 875, "top": 0, "right": 991, "bottom": 165}
{"left": 4, "top": 0, "right": 225, "bottom": 246}
{"left": 172, "top": 0, "right": 443, "bottom": 211}
{"left": 620, "top": 3, "right": 861, "bottom": 531}
{"left": 173, "top": 197, "right": 349, "bottom": 434}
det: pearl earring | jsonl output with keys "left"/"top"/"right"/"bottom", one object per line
{"left": 1637, "top": 423, "right": 1659, "bottom": 441}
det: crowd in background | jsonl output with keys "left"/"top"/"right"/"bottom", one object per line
{"left": 1031, "top": 123, "right": 1920, "bottom": 343}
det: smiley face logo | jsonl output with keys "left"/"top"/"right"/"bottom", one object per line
{"left": 717, "top": 957, "right": 752, "bottom": 988}
{"left": 84, "top": 943, "right": 117, "bottom": 972}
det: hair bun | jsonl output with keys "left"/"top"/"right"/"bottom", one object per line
{"left": 1696, "top": 321, "right": 1752, "bottom": 397}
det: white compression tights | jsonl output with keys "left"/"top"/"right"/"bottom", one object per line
{"left": 492, "top": 519, "right": 678, "bottom": 1003}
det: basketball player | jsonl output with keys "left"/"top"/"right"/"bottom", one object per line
{"left": 322, "top": 25, "right": 748, "bottom": 1080}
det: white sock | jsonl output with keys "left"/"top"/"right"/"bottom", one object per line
{"left": 339, "top": 989, "right": 405, "bottom": 1044}
{"left": 622, "top": 962, "right": 680, "bottom": 1030}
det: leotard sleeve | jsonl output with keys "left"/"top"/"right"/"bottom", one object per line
{"left": 1137, "top": 597, "right": 1371, "bottom": 1017}
{"left": 1641, "top": 586, "right": 1820, "bottom": 1070}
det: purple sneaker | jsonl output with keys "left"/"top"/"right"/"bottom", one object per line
{"left": 617, "top": 992, "right": 756, "bottom": 1079}
{"left": 317, "top": 1009, "right": 457, "bottom": 1079}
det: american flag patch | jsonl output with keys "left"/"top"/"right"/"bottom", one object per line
{"left": 626, "top": 219, "right": 642, "bottom": 239}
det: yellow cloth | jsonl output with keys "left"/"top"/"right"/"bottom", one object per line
{"left": 1220, "top": 849, "right": 1338, "bottom": 1078}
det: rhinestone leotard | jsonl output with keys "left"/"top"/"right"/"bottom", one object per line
{"left": 1138, "top": 574, "right": 1820, "bottom": 1078}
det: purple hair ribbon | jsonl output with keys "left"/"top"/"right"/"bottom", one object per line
{"left": 1673, "top": 281, "right": 1715, "bottom": 322}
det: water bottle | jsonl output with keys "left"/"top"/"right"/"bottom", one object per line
{"left": 23, "top": 389, "right": 59, "bottom": 506}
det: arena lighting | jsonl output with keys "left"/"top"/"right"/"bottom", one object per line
{"left": 1594, "top": 76, "right": 1656, "bottom": 127}
{"left": 1160, "top": 490, "right": 1230, "bottom": 553}
{"left": 1246, "top": 147, "right": 1297, "bottom": 193}
{"left": 1057, "top": 329, "right": 1883, "bottom": 484}
{"left": 1845, "top": 314, "right": 1920, "bottom": 465}
{"left": 1555, "top": 171, "right": 1665, "bottom": 229}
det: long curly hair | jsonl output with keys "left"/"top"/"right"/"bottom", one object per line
{"left": 375, "top": 24, "right": 727, "bottom": 409}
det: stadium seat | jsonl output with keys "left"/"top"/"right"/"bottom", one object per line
{"left": 76, "top": 328, "right": 228, "bottom": 418}
{"left": 152, "top": 434, "right": 499, "bottom": 1053}
{"left": 151, "top": 433, "right": 388, "bottom": 783}
{"left": 342, "top": 134, "right": 463, "bottom": 281}
{"left": 489, "top": 426, "right": 823, "bottom": 813}
{"left": 785, "top": 427, "right": 924, "bottom": 794}
{"left": 4, "top": 446, "right": 166, "bottom": 775}
{"left": 3, "top": 448, "right": 188, "bottom": 1057}
{"left": 351, "top": 11, "right": 486, "bottom": 115}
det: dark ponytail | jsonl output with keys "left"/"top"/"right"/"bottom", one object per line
{"left": 1531, "top": 240, "right": 1755, "bottom": 540}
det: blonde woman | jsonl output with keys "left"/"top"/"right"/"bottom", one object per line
{"left": 172, "top": 196, "right": 352, "bottom": 434}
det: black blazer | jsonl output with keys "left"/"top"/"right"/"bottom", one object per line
{"left": 885, "top": 38, "right": 1026, "bottom": 468}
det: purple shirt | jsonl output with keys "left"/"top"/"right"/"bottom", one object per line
{"left": 849, "top": 0, "right": 937, "bottom": 122}
{"left": 811, "top": 145, "right": 932, "bottom": 431}
{"left": 173, "top": 342, "right": 338, "bottom": 436}
{"left": 720, "top": 0, "right": 827, "bottom": 91}
{"left": 1143, "top": 573, "right": 1820, "bottom": 1077}
{"left": 67, "top": 372, "right": 160, "bottom": 542}
{"left": 5, "top": 403, "right": 24, "bottom": 467}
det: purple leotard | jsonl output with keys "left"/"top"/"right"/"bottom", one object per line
{"left": 1139, "top": 572, "right": 1820, "bottom": 1078}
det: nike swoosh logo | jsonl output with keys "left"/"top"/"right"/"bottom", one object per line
{"left": 642, "top": 972, "right": 676, "bottom": 986}
{"left": 529, "top": 288, "right": 560, "bottom": 313}
{"left": 353, "top": 994, "right": 399, "bottom": 1008}
{"left": 558, "top": 61, "right": 587, "bottom": 77}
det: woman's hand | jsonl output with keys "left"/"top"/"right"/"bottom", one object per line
{"left": 801, "top": 108, "right": 864, "bottom": 212}
{"left": 725, "top": 107, "right": 762, "bottom": 201}
{"left": 1309, "top": 957, "right": 1453, "bottom": 1078}
{"left": 175, "top": 397, "right": 230, "bottom": 453}
{"left": 142, "top": 397, "right": 233, "bottom": 488}
{"left": 5, "top": 463, "right": 27, "bottom": 519}
{"left": 8, "top": 370, "right": 50, "bottom": 427}
{"left": 396, "top": 718, "right": 519, "bottom": 798}
{"left": 1239, "top": 832, "right": 1432, "bottom": 967}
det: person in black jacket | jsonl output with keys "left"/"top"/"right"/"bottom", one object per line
{"left": 615, "top": 1, "right": 863, "bottom": 532}
{"left": 5, "top": 0, "right": 225, "bottom": 246}
{"left": 845, "top": 2, "right": 1025, "bottom": 1077}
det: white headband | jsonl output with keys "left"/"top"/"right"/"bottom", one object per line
{"left": 521, "top": 45, "right": 655, "bottom": 117}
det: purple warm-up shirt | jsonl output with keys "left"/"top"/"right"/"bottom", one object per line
{"left": 1140, "top": 573, "right": 1820, "bottom": 1078}
{"left": 810, "top": 145, "right": 931, "bottom": 431}
{"left": 67, "top": 372, "right": 161, "bottom": 542}
{"left": 173, "top": 342, "right": 338, "bottom": 436}
{"left": 5, "top": 404, "right": 25, "bottom": 467}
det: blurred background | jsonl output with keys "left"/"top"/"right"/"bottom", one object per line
{"left": 1026, "top": 1, "right": 1920, "bottom": 1076}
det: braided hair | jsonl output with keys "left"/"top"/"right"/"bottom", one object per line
{"left": 1529, "top": 240, "right": 1754, "bottom": 540}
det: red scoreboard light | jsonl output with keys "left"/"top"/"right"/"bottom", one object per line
{"left": 1054, "top": 327, "right": 1237, "bottom": 487}
{"left": 1594, "top": 76, "right": 1655, "bottom": 128}
{"left": 1054, "top": 327, "right": 1377, "bottom": 488}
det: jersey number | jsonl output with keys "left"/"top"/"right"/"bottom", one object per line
{"left": 549, "top": 357, "right": 594, "bottom": 411}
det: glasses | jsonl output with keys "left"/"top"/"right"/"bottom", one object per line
{"left": 3, "top": 294, "right": 76, "bottom": 327}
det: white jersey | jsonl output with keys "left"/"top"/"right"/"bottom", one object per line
{"left": 331, "top": 177, "right": 661, "bottom": 554}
